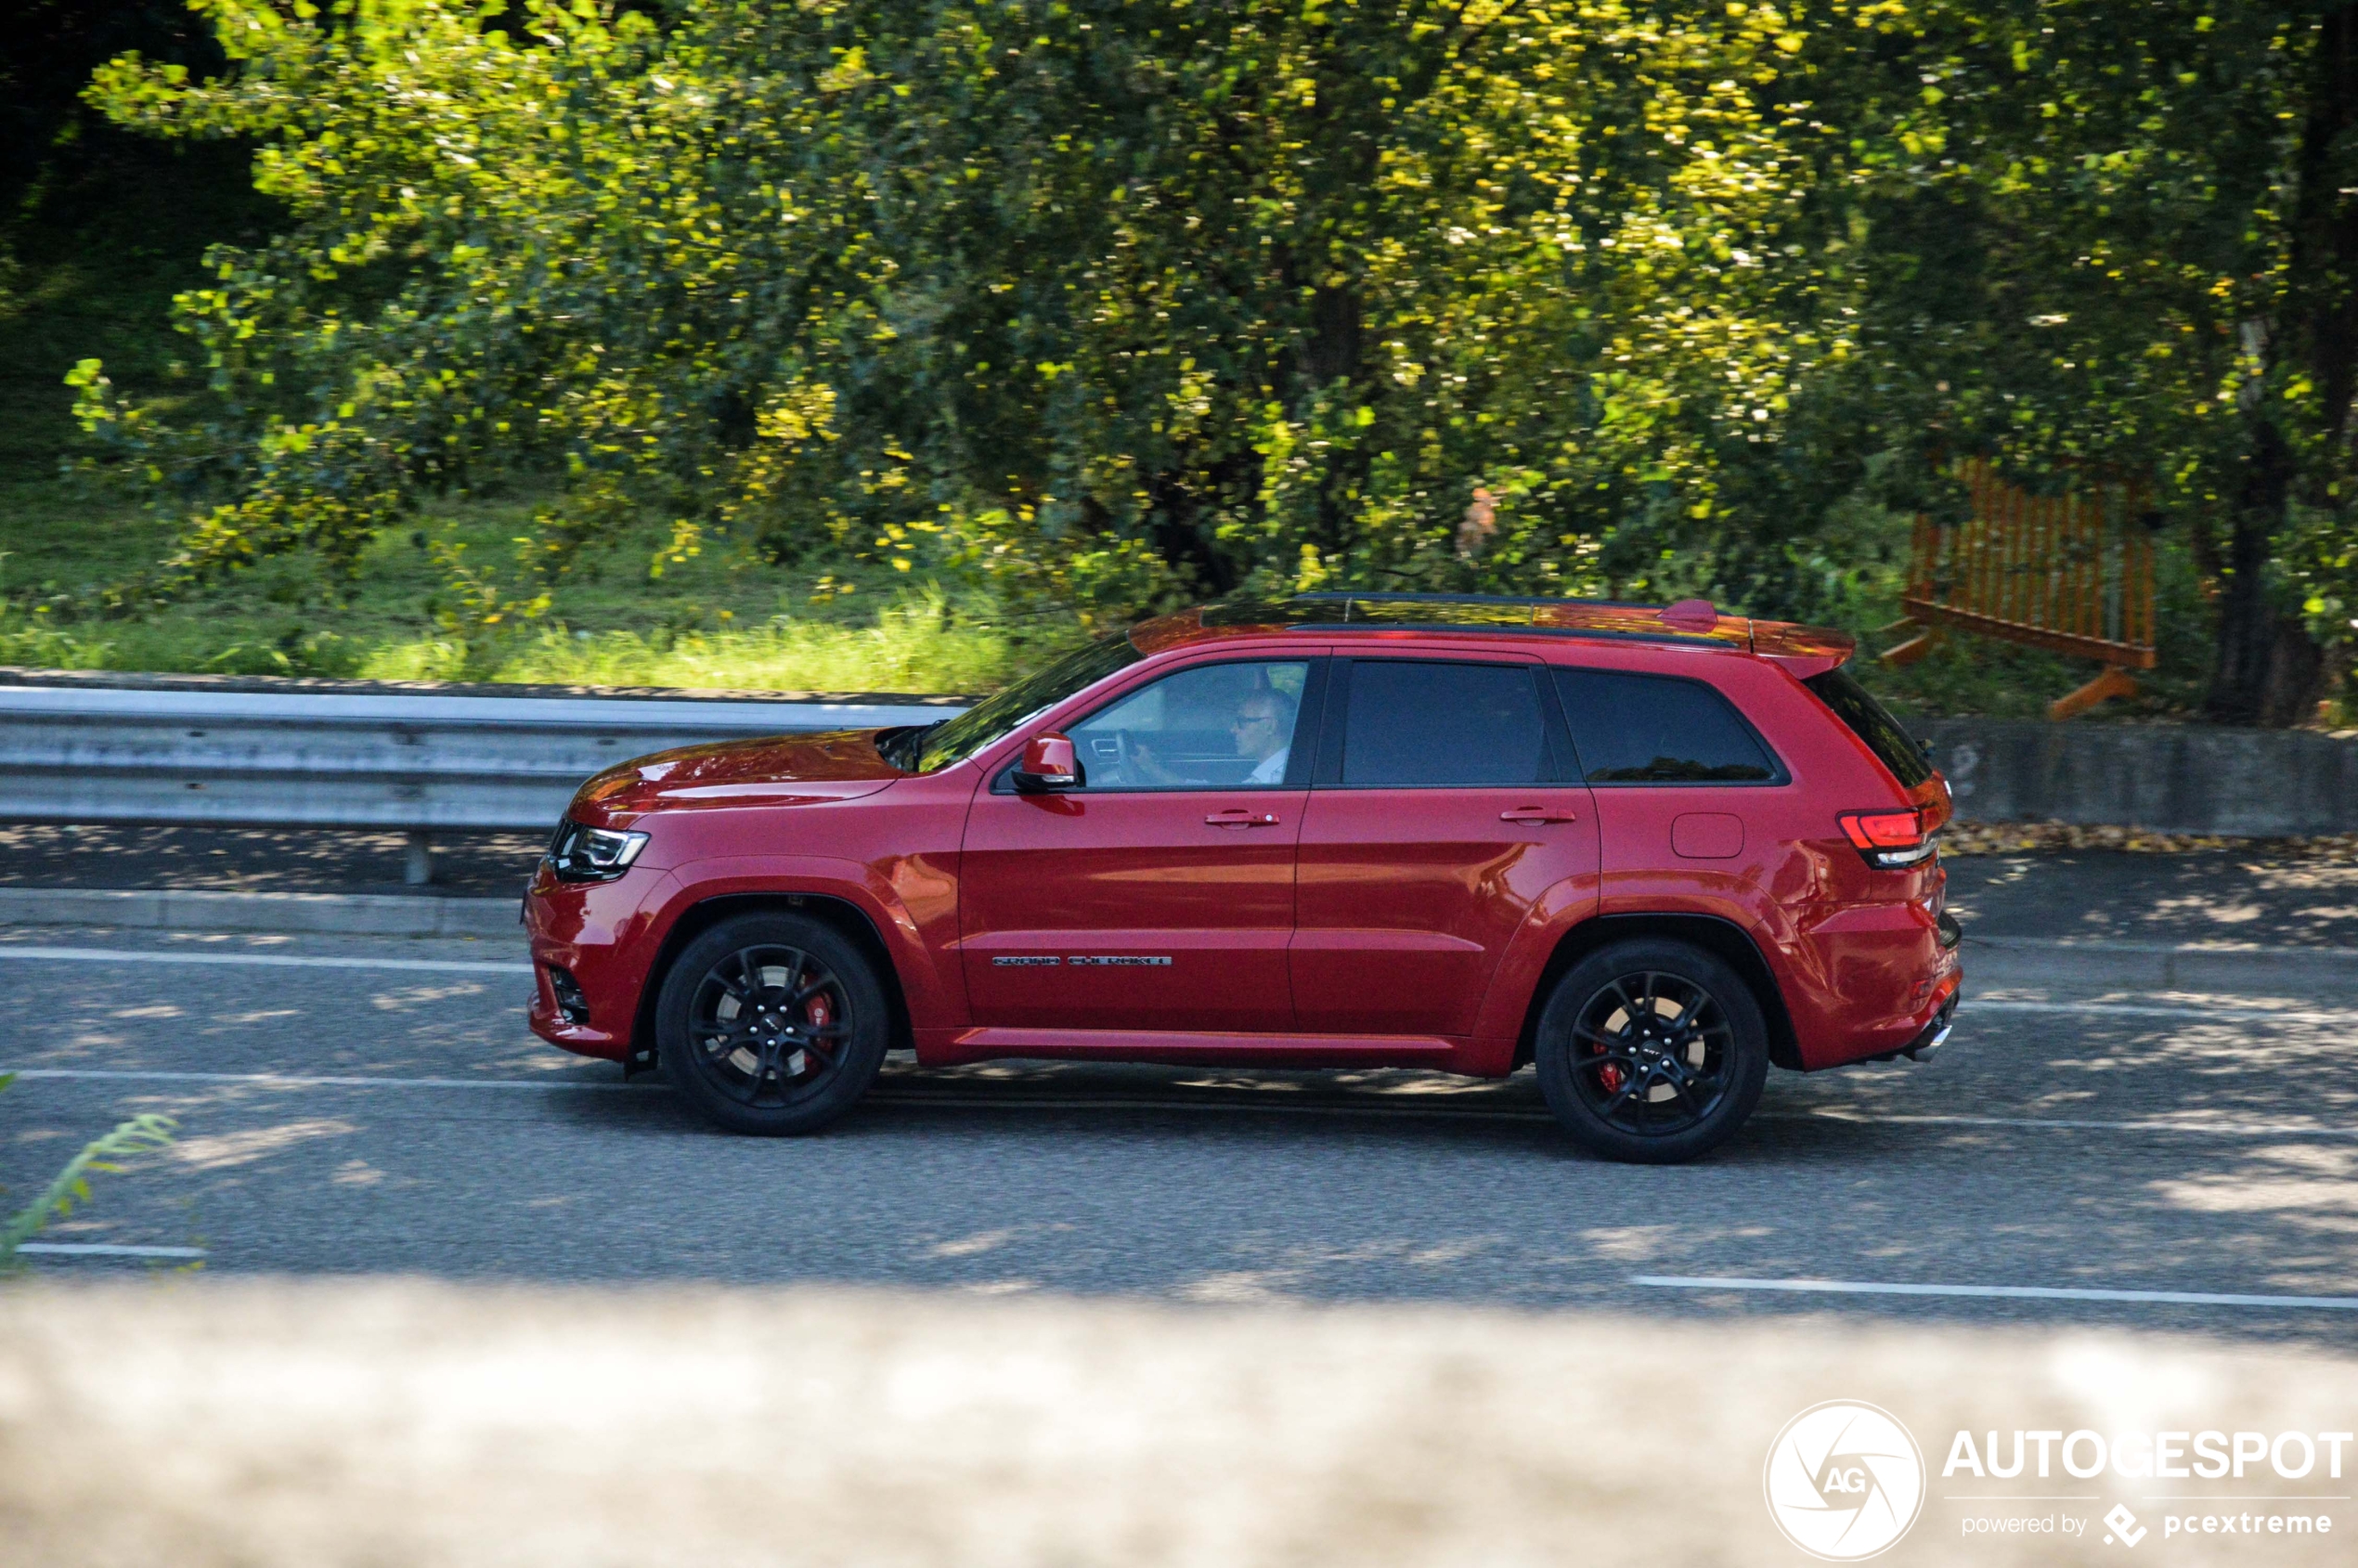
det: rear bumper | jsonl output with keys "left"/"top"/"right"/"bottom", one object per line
{"left": 1893, "top": 990, "right": 1959, "bottom": 1062}
{"left": 1786, "top": 901, "right": 1963, "bottom": 1070}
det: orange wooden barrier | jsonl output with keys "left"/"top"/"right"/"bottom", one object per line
{"left": 1881, "top": 458, "right": 2156, "bottom": 719}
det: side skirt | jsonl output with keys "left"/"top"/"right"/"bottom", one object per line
{"left": 922, "top": 1027, "right": 1473, "bottom": 1072}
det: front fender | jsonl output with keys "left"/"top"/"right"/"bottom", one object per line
{"left": 652, "top": 852, "right": 965, "bottom": 1030}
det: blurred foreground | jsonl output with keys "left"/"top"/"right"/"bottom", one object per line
{"left": 1, "top": 1280, "right": 2350, "bottom": 1566}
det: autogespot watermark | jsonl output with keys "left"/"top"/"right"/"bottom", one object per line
{"left": 1767, "top": 1405, "right": 2353, "bottom": 1556}
{"left": 1945, "top": 1428, "right": 2352, "bottom": 1549}
{"left": 1765, "top": 1401, "right": 1929, "bottom": 1560}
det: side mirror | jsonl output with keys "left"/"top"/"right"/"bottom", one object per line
{"left": 1012, "top": 732, "right": 1083, "bottom": 793}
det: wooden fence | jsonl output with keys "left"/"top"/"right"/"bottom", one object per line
{"left": 1883, "top": 457, "right": 2157, "bottom": 719}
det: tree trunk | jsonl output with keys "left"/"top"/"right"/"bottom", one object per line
{"left": 2200, "top": 6, "right": 2356, "bottom": 726}
{"left": 2203, "top": 415, "right": 2323, "bottom": 725}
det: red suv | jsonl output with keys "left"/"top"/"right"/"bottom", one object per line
{"left": 525, "top": 594, "right": 1959, "bottom": 1163}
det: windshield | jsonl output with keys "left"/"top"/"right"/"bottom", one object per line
{"left": 1804, "top": 669, "right": 1933, "bottom": 789}
{"left": 902, "top": 633, "right": 1143, "bottom": 773}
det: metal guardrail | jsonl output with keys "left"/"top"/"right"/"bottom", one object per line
{"left": 0, "top": 679, "right": 970, "bottom": 883}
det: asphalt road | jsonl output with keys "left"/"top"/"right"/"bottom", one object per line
{"left": 3, "top": 919, "right": 2355, "bottom": 1345}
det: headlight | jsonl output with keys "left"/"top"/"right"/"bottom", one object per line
{"left": 547, "top": 818, "right": 650, "bottom": 883}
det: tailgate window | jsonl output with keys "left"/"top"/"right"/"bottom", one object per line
{"left": 1804, "top": 669, "right": 1933, "bottom": 789}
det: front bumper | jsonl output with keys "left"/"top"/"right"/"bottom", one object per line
{"left": 523, "top": 864, "right": 671, "bottom": 1063}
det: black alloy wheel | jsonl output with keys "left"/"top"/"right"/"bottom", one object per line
{"left": 1534, "top": 938, "right": 1768, "bottom": 1164}
{"left": 656, "top": 912, "right": 889, "bottom": 1135}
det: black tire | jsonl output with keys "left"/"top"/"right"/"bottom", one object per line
{"left": 1534, "top": 938, "right": 1769, "bottom": 1164}
{"left": 656, "top": 912, "right": 890, "bottom": 1135}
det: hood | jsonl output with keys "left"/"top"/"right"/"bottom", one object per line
{"left": 567, "top": 729, "right": 904, "bottom": 823}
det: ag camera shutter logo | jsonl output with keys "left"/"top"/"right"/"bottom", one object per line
{"left": 1764, "top": 1400, "right": 1927, "bottom": 1560}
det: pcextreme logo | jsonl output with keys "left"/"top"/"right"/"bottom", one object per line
{"left": 1765, "top": 1400, "right": 1929, "bottom": 1561}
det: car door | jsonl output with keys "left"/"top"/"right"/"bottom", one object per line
{"left": 1290, "top": 654, "right": 1598, "bottom": 1037}
{"left": 959, "top": 655, "right": 1326, "bottom": 1032}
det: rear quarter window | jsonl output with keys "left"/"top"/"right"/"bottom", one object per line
{"left": 1552, "top": 668, "right": 1783, "bottom": 784}
{"left": 1801, "top": 669, "right": 1934, "bottom": 790}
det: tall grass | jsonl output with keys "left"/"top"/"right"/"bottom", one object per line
{"left": 359, "top": 586, "right": 1015, "bottom": 693}
{"left": 1, "top": 582, "right": 1017, "bottom": 693}
{"left": 0, "top": 609, "right": 109, "bottom": 669}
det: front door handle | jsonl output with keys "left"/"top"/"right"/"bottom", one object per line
{"left": 1500, "top": 806, "right": 1579, "bottom": 824}
{"left": 1206, "top": 809, "right": 1282, "bottom": 828}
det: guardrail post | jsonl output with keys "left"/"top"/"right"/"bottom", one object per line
{"left": 404, "top": 831, "right": 434, "bottom": 888}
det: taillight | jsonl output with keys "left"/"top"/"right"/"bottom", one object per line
{"left": 1838, "top": 809, "right": 1936, "bottom": 869}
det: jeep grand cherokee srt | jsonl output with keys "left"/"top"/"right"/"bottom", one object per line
{"left": 525, "top": 593, "right": 1959, "bottom": 1163}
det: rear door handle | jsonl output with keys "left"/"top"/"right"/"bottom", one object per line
{"left": 1500, "top": 807, "right": 1579, "bottom": 823}
{"left": 1206, "top": 809, "right": 1282, "bottom": 828}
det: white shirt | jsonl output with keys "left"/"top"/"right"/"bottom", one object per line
{"left": 1246, "top": 747, "right": 1289, "bottom": 784}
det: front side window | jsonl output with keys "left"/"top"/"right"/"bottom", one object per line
{"left": 1067, "top": 660, "right": 1312, "bottom": 790}
{"left": 1337, "top": 660, "right": 1548, "bottom": 787}
{"left": 1552, "top": 667, "right": 1781, "bottom": 784}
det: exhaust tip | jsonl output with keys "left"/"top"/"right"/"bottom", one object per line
{"left": 1903, "top": 1022, "right": 1952, "bottom": 1063}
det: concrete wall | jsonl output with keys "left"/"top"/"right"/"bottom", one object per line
{"left": 1920, "top": 719, "right": 2358, "bottom": 836}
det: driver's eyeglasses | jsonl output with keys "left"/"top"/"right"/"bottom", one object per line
{"left": 1231, "top": 712, "right": 1278, "bottom": 731}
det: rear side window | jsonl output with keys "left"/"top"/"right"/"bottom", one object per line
{"left": 1803, "top": 669, "right": 1933, "bottom": 789}
{"left": 1338, "top": 660, "right": 1548, "bottom": 787}
{"left": 1552, "top": 668, "right": 1781, "bottom": 784}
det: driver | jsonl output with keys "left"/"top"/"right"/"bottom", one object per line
{"left": 1133, "top": 686, "right": 1297, "bottom": 786}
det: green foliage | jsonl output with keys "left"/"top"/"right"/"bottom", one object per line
{"left": 0, "top": 1074, "right": 180, "bottom": 1269}
{"left": 39, "top": 0, "right": 2358, "bottom": 721}
{"left": 1794, "top": 2, "right": 2358, "bottom": 719}
{"left": 73, "top": 0, "right": 1872, "bottom": 628}
{"left": 1, "top": 476, "right": 1019, "bottom": 688}
{"left": 480, "top": 585, "right": 1011, "bottom": 692}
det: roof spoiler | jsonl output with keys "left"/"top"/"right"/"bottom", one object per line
{"left": 1748, "top": 618, "right": 1856, "bottom": 679}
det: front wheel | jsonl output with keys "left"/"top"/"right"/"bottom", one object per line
{"left": 655, "top": 912, "right": 889, "bottom": 1135}
{"left": 1534, "top": 939, "right": 1769, "bottom": 1164}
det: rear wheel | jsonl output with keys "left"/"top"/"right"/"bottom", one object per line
{"left": 656, "top": 912, "right": 889, "bottom": 1135}
{"left": 1534, "top": 938, "right": 1768, "bottom": 1164}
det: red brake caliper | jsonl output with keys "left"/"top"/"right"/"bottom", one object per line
{"left": 804, "top": 995, "right": 832, "bottom": 1064}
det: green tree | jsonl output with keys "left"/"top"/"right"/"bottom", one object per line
{"left": 1800, "top": 2, "right": 2358, "bottom": 723}
{"left": 71, "top": 0, "right": 1859, "bottom": 628}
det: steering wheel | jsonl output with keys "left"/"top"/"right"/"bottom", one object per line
{"left": 1082, "top": 728, "right": 1134, "bottom": 786}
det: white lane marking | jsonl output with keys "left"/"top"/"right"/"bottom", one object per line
{"left": 3, "top": 1069, "right": 643, "bottom": 1093}
{"left": 1970, "top": 937, "right": 2358, "bottom": 959}
{"left": 16, "top": 1242, "right": 208, "bottom": 1259}
{"left": 2, "top": 948, "right": 2348, "bottom": 1020}
{"left": 9, "top": 1070, "right": 2358, "bottom": 1140}
{"left": 1632, "top": 1276, "right": 2358, "bottom": 1310}
{"left": 1967, "top": 999, "right": 2358, "bottom": 1024}
{"left": 0, "top": 945, "right": 529, "bottom": 976}
{"left": 1776, "top": 1110, "right": 2358, "bottom": 1139}
{"left": 880, "top": 1097, "right": 2358, "bottom": 1139}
